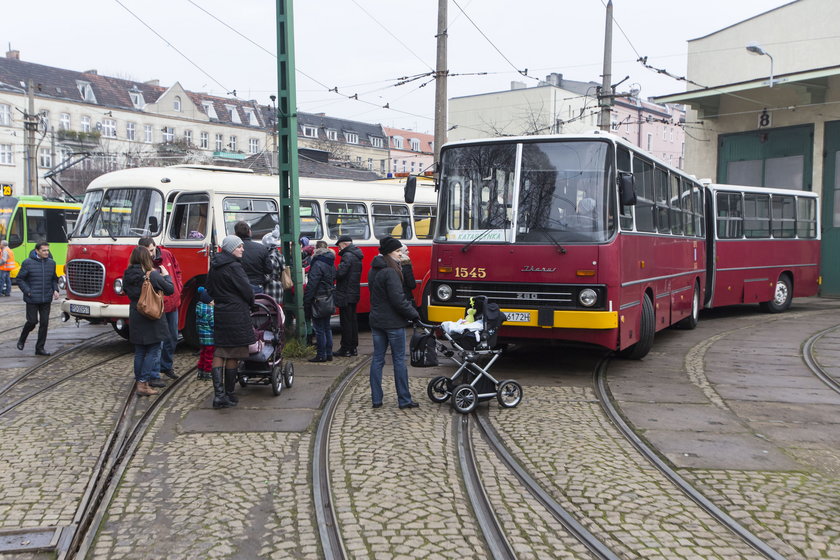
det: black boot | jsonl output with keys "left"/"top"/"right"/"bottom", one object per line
{"left": 224, "top": 368, "right": 239, "bottom": 405}
{"left": 16, "top": 331, "right": 27, "bottom": 351}
{"left": 211, "top": 367, "right": 234, "bottom": 409}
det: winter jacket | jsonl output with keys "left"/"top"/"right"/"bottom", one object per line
{"left": 368, "top": 254, "right": 419, "bottom": 329}
{"left": 123, "top": 264, "right": 175, "bottom": 346}
{"left": 335, "top": 244, "right": 363, "bottom": 307}
{"left": 206, "top": 251, "right": 256, "bottom": 348}
{"left": 401, "top": 260, "right": 416, "bottom": 304}
{"left": 196, "top": 301, "right": 215, "bottom": 346}
{"left": 304, "top": 248, "right": 336, "bottom": 309}
{"left": 154, "top": 246, "right": 183, "bottom": 313}
{"left": 17, "top": 251, "right": 59, "bottom": 304}
{"left": 240, "top": 236, "right": 271, "bottom": 287}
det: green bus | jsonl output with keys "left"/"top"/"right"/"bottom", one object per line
{"left": 0, "top": 196, "right": 81, "bottom": 277}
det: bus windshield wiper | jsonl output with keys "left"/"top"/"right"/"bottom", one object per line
{"left": 541, "top": 228, "right": 566, "bottom": 254}
{"left": 461, "top": 225, "right": 501, "bottom": 253}
{"left": 77, "top": 203, "right": 101, "bottom": 238}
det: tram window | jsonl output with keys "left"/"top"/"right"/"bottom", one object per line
{"left": 413, "top": 205, "right": 436, "bottom": 240}
{"left": 669, "top": 175, "right": 683, "bottom": 235}
{"left": 654, "top": 167, "right": 670, "bottom": 233}
{"left": 633, "top": 157, "right": 655, "bottom": 233}
{"left": 771, "top": 195, "right": 796, "bottom": 238}
{"left": 325, "top": 201, "right": 370, "bottom": 240}
{"left": 169, "top": 194, "right": 209, "bottom": 240}
{"left": 743, "top": 193, "right": 770, "bottom": 238}
{"left": 299, "top": 200, "right": 322, "bottom": 240}
{"left": 26, "top": 208, "right": 48, "bottom": 243}
{"left": 796, "top": 197, "right": 817, "bottom": 238}
{"left": 716, "top": 192, "right": 743, "bottom": 239}
{"left": 8, "top": 208, "right": 23, "bottom": 247}
{"left": 372, "top": 203, "right": 411, "bottom": 239}
{"left": 223, "top": 197, "right": 279, "bottom": 239}
{"left": 681, "top": 179, "right": 696, "bottom": 236}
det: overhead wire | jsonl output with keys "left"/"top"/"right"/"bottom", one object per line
{"left": 349, "top": 0, "right": 435, "bottom": 72}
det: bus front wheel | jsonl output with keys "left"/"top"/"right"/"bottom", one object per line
{"left": 760, "top": 275, "right": 792, "bottom": 313}
{"left": 112, "top": 321, "right": 130, "bottom": 340}
{"left": 619, "top": 294, "right": 654, "bottom": 360}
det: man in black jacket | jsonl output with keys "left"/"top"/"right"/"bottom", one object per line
{"left": 16, "top": 242, "right": 59, "bottom": 355}
{"left": 234, "top": 221, "right": 271, "bottom": 294}
{"left": 334, "top": 235, "right": 363, "bottom": 357}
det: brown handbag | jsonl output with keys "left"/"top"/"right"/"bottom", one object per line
{"left": 137, "top": 271, "right": 164, "bottom": 320}
{"left": 281, "top": 266, "right": 293, "bottom": 290}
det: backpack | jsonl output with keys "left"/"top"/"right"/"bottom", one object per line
{"left": 410, "top": 328, "right": 438, "bottom": 367}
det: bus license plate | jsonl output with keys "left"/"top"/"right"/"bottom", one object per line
{"left": 505, "top": 312, "right": 531, "bottom": 323}
{"left": 70, "top": 304, "right": 90, "bottom": 315}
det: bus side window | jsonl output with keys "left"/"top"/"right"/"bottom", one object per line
{"left": 716, "top": 192, "right": 743, "bottom": 239}
{"left": 325, "top": 201, "right": 370, "bottom": 240}
{"left": 617, "top": 147, "right": 633, "bottom": 231}
{"left": 413, "top": 205, "right": 436, "bottom": 240}
{"left": 372, "top": 203, "right": 411, "bottom": 239}
{"left": 299, "top": 200, "right": 323, "bottom": 240}
{"left": 633, "top": 157, "right": 655, "bottom": 233}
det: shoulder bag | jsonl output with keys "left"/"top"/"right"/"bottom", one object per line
{"left": 137, "top": 271, "right": 164, "bottom": 320}
{"left": 311, "top": 279, "right": 335, "bottom": 319}
{"left": 281, "top": 266, "right": 293, "bottom": 290}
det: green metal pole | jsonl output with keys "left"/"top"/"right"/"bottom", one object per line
{"left": 276, "top": 0, "right": 305, "bottom": 342}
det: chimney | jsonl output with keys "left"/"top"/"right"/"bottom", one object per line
{"left": 6, "top": 50, "right": 20, "bottom": 60}
{"left": 545, "top": 73, "right": 563, "bottom": 87}
{"left": 510, "top": 81, "right": 526, "bottom": 90}
{"left": 83, "top": 69, "right": 98, "bottom": 75}
{"left": 145, "top": 79, "right": 160, "bottom": 86}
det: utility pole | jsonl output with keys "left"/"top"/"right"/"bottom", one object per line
{"left": 598, "top": 0, "right": 614, "bottom": 132}
{"left": 433, "top": 0, "right": 448, "bottom": 169}
{"left": 24, "top": 79, "right": 38, "bottom": 195}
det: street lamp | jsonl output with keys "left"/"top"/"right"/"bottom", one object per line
{"left": 746, "top": 42, "right": 774, "bottom": 87}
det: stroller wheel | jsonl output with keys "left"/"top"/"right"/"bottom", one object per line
{"left": 238, "top": 376, "right": 249, "bottom": 389}
{"left": 451, "top": 384, "right": 478, "bottom": 414}
{"left": 427, "top": 376, "right": 451, "bottom": 403}
{"left": 496, "top": 380, "right": 523, "bottom": 408}
{"left": 282, "top": 362, "right": 295, "bottom": 388}
{"left": 270, "top": 365, "right": 283, "bottom": 396}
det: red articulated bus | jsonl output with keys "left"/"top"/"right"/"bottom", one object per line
{"left": 424, "top": 132, "right": 819, "bottom": 359}
{"left": 60, "top": 165, "right": 436, "bottom": 345}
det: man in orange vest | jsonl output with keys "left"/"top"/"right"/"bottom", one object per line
{"left": 0, "top": 240, "right": 15, "bottom": 296}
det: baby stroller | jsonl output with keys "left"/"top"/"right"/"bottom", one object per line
{"left": 415, "top": 296, "right": 523, "bottom": 414}
{"left": 238, "top": 293, "right": 294, "bottom": 396}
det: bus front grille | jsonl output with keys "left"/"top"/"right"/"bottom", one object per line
{"left": 66, "top": 259, "right": 105, "bottom": 297}
{"left": 431, "top": 281, "right": 607, "bottom": 311}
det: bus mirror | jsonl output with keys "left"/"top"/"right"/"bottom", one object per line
{"left": 149, "top": 216, "right": 159, "bottom": 233}
{"left": 619, "top": 172, "right": 637, "bottom": 206}
{"left": 404, "top": 175, "right": 417, "bottom": 204}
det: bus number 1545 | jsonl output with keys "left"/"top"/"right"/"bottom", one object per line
{"left": 454, "top": 267, "right": 487, "bottom": 278}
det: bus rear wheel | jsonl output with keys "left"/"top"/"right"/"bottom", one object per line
{"left": 675, "top": 282, "right": 700, "bottom": 330}
{"left": 619, "top": 294, "right": 654, "bottom": 360}
{"left": 760, "top": 274, "right": 792, "bottom": 313}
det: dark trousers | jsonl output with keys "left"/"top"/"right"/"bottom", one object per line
{"left": 22, "top": 301, "right": 51, "bottom": 351}
{"left": 339, "top": 303, "right": 358, "bottom": 350}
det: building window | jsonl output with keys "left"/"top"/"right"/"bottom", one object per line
{"left": 393, "top": 136, "right": 403, "bottom": 149}
{"left": 409, "top": 138, "right": 420, "bottom": 151}
{"left": 371, "top": 136, "right": 384, "bottom": 148}
{"left": 76, "top": 81, "right": 96, "bottom": 103}
{"left": 59, "top": 113, "right": 70, "bottom": 131}
{"left": 39, "top": 149, "right": 52, "bottom": 168}
{"left": 647, "top": 133, "right": 653, "bottom": 151}
{"left": 215, "top": 134, "right": 223, "bottom": 151}
{"left": 126, "top": 122, "right": 135, "bottom": 141}
{"left": 81, "top": 116, "right": 91, "bottom": 133}
{"left": 610, "top": 119, "right": 618, "bottom": 131}
{"left": 345, "top": 132, "right": 359, "bottom": 144}
{"left": 203, "top": 102, "right": 218, "bottom": 120}
{"left": 144, "top": 124, "right": 153, "bottom": 143}
{"left": 0, "top": 145, "right": 13, "bottom": 165}
{"left": 326, "top": 129, "right": 338, "bottom": 141}
{"left": 228, "top": 136, "right": 237, "bottom": 151}
{"left": 162, "top": 127, "right": 175, "bottom": 143}
{"left": 184, "top": 129, "right": 193, "bottom": 145}
{"left": 244, "top": 108, "right": 259, "bottom": 126}
{"left": 129, "top": 88, "right": 145, "bottom": 108}
{"left": 249, "top": 138, "right": 259, "bottom": 154}
{"left": 174, "top": 96, "right": 182, "bottom": 112}
{"left": 402, "top": 160, "right": 407, "bottom": 172}
{"left": 368, "top": 158, "right": 373, "bottom": 171}
{"left": 200, "top": 131, "right": 209, "bottom": 149}
{"left": 0, "top": 104, "right": 10, "bottom": 126}
{"left": 302, "top": 125, "right": 318, "bottom": 138}
{"left": 101, "top": 119, "right": 117, "bottom": 138}
{"left": 226, "top": 105, "right": 241, "bottom": 124}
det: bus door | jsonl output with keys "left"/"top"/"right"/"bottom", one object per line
{"left": 165, "top": 191, "right": 212, "bottom": 289}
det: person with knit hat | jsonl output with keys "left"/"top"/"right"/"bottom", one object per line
{"left": 261, "top": 226, "right": 286, "bottom": 302}
{"left": 194, "top": 286, "right": 215, "bottom": 380}
{"left": 303, "top": 243, "right": 336, "bottom": 362}
{"left": 206, "top": 235, "right": 255, "bottom": 408}
{"left": 368, "top": 235, "right": 420, "bottom": 409}
{"left": 334, "top": 234, "right": 363, "bottom": 357}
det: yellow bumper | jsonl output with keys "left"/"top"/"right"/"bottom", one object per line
{"left": 427, "top": 305, "right": 618, "bottom": 329}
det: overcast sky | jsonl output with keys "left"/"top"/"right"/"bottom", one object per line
{"left": 3, "top": 0, "right": 791, "bottom": 133}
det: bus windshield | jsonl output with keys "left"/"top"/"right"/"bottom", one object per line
{"left": 74, "top": 188, "right": 164, "bottom": 238}
{"left": 439, "top": 139, "right": 614, "bottom": 243}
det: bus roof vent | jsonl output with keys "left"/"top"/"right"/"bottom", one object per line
{"left": 168, "top": 165, "right": 255, "bottom": 174}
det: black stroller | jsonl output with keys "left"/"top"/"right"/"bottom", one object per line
{"left": 238, "top": 293, "right": 294, "bottom": 396}
{"left": 414, "top": 296, "right": 523, "bottom": 414}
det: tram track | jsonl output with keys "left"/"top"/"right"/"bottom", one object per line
{"left": 802, "top": 325, "right": 840, "bottom": 395}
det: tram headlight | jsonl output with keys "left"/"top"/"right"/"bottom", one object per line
{"left": 579, "top": 288, "right": 598, "bottom": 307}
{"left": 114, "top": 278, "right": 124, "bottom": 295}
{"left": 436, "top": 283, "right": 453, "bottom": 302}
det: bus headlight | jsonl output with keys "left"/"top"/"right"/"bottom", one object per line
{"left": 436, "top": 283, "right": 453, "bottom": 302}
{"left": 114, "top": 278, "right": 124, "bottom": 295}
{"left": 579, "top": 288, "right": 597, "bottom": 307}
{"left": 57, "top": 275, "right": 67, "bottom": 290}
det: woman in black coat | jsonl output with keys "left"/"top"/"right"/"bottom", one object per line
{"left": 206, "top": 235, "right": 256, "bottom": 408}
{"left": 123, "top": 246, "right": 174, "bottom": 397}
{"left": 304, "top": 246, "right": 336, "bottom": 362}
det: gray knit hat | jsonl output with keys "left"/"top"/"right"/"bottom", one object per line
{"left": 221, "top": 235, "right": 243, "bottom": 254}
